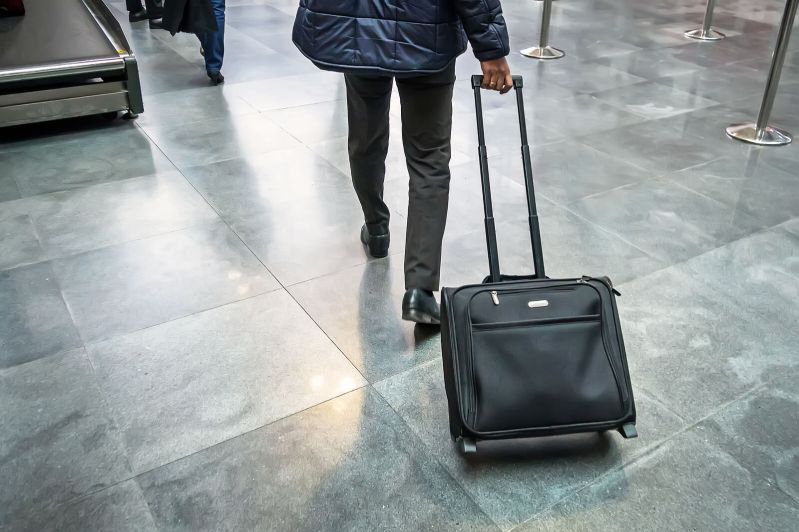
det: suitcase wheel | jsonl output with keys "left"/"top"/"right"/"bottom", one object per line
{"left": 618, "top": 423, "right": 638, "bottom": 439}
{"left": 457, "top": 437, "right": 478, "bottom": 455}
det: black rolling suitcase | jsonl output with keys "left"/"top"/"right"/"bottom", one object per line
{"left": 440, "top": 75, "right": 637, "bottom": 455}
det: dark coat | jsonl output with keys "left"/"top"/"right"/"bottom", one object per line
{"left": 162, "top": 0, "right": 216, "bottom": 35}
{"left": 292, "top": 0, "right": 510, "bottom": 77}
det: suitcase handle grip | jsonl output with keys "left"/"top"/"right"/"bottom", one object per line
{"left": 471, "top": 75, "right": 545, "bottom": 282}
{"left": 470, "top": 75, "right": 524, "bottom": 89}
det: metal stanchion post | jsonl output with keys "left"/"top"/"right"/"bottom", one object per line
{"left": 727, "top": 0, "right": 798, "bottom": 146}
{"left": 521, "top": 0, "right": 564, "bottom": 60}
{"left": 685, "top": 0, "right": 726, "bottom": 41}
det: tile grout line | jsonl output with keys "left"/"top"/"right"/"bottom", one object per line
{"left": 135, "top": 115, "right": 374, "bottom": 386}
{"left": 17, "top": 384, "right": 372, "bottom": 531}
{"left": 507, "top": 380, "right": 773, "bottom": 531}
{"left": 368, "top": 389, "right": 504, "bottom": 531}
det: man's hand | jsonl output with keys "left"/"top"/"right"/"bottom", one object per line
{"left": 480, "top": 57, "right": 513, "bottom": 94}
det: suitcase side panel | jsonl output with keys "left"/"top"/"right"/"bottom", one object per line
{"left": 440, "top": 287, "right": 468, "bottom": 440}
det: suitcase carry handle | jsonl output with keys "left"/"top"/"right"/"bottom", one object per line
{"left": 471, "top": 75, "right": 545, "bottom": 282}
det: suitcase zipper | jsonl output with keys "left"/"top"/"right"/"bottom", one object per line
{"left": 579, "top": 275, "right": 622, "bottom": 296}
{"left": 490, "top": 291, "right": 499, "bottom": 305}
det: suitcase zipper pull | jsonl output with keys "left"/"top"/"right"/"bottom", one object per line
{"left": 490, "top": 291, "right": 500, "bottom": 305}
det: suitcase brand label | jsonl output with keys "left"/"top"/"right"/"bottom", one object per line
{"left": 528, "top": 300, "right": 549, "bottom": 308}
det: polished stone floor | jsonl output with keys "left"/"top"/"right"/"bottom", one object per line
{"left": 1, "top": 0, "right": 799, "bottom": 530}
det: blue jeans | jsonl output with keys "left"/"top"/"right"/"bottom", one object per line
{"left": 197, "top": 0, "right": 225, "bottom": 74}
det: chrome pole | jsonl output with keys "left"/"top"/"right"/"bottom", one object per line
{"left": 685, "top": 0, "right": 726, "bottom": 41}
{"left": 727, "top": 0, "right": 797, "bottom": 146}
{"left": 521, "top": 0, "right": 565, "bottom": 60}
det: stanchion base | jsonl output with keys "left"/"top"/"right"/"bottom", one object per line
{"left": 520, "top": 46, "right": 565, "bottom": 60}
{"left": 726, "top": 123, "right": 792, "bottom": 146}
{"left": 684, "top": 28, "right": 726, "bottom": 41}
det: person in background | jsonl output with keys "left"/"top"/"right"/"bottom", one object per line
{"left": 198, "top": 0, "right": 225, "bottom": 84}
{"left": 162, "top": 0, "right": 224, "bottom": 85}
{"left": 293, "top": 0, "right": 512, "bottom": 325}
{"left": 126, "top": 0, "right": 163, "bottom": 29}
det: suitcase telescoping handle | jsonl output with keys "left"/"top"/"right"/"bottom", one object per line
{"left": 471, "top": 75, "right": 545, "bottom": 282}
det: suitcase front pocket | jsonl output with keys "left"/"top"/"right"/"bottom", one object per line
{"left": 468, "top": 318, "right": 625, "bottom": 433}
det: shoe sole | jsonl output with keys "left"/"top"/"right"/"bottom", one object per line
{"left": 402, "top": 309, "right": 440, "bottom": 326}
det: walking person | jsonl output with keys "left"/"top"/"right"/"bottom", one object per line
{"left": 197, "top": 0, "right": 225, "bottom": 84}
{"left": 293, "top": 1, "right": 513, "bottom": 325}
{"left": 163, "top": 0, "right": 225, "bottom": 84}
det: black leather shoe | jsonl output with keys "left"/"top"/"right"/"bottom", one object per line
{"left": 129, "top": 8, "right": 148, "bottom": 22}
{"left": 208, "top": 71, "right": 225, "bottom": 85}
{"left": 148, "top": 17, "right": 164, "bottom": 29}
{"left": 402, "top": 288, "right": 440, "bottom": 325}
{"left": 360, "top": 224, "right": 389, "bottom": 258}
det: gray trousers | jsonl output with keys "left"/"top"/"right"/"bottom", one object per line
{"left": 345, "top": 65, "right": 456, "bottom": 292}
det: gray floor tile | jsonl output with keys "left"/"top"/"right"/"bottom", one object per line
{"left": 525, "top": 94, "right": 646, "bottom": 138}
{"left": 134, "top": 86, "right": 257, "bottom": 129}
{"left": 0, "top": 175, "right": 20, "bottom": 202}
{"left": 659, "top": 38, "right": 750, "bottom": 70}
{"left": 592, "top": 80, "right": 719, "bottom": 119}
{"left": 580, "top": 119, "right": 727, "bottom": 176}
{"left": 593, "top": 48, "right": 704, "bottom": 80}
{"left": 53, "top": 222, "right": 279, "bottom": 343}
{"left": 653, "top": 104, "right": 757, "bottom": 144}
{"left": 225, "top": 183, "right": 407, "bottom": 285}
{"left": 556, "top": 35, "right": 644, "bottom": 62}
{"left": 15, "top": 170, "right": 219, "bottom": 260}
{"left": 0, "top": 263, "right": 82, "bottom": 369}
{"left": 1, "top": 124, "right": 175, "bottom": 198}
{"left": 265, "top": 99, "right": 348, "bottom": 145}
{"left": 440, "top": 204, "right": 664, "bottom": 288}
{"left": 136, "top": 50, "right": 209, "bottom": 96}
{"left": 137, "top": 388, "right": 498, "bottom": 532}
{"left": 0, "top": 212, "right": 44, "bottom": 271}
{"left": 695, "top": 381, "right": 799, "bottom": 505}
{"left": 653, "top": 65, "right": 768, "bottom": 104}
{"left": 87, "top": 290, "right": 365, "bottom": 473}
{"left": 616, "top": 265, "right": 795, "bottom": 422}
{"left": 524, "top": 429, "right": 799, "bottom": 532}
{"left": 0, "top": 349, "right": 130, "bottom": 526}
{"left": 225, "top": 71, "right": 345, "bottom": 111}
{"left": 7, "top": 481, "right": 157, "bottom": 532}
{"left": 666, "top": 156, "right": 799, "bottom": 227}
{"left": 141, "top": 112, "right": 302, "bottom": 169}
{"left": 489, "top": 140, "right": 651, "bottom": 206}
{"left": 753, "top": 141, "right": 799, "bottom": 177}
{"left": 215, "top": 51, "right": 316, "bottom": 85}
{"left": 615, "top": 24, "right": 700, "bottom": 50}
{"left": 182, "top": 147, "right": 352, "bottom": 220}
{"left": 1, "top": 1, "right": 797, "bottom": 529}
{"left": 570, "top": 178, "right": 766, "bottom": 263}
{"left": 225, "top": 3, "right": 293, "bottom": 24}
{"left": 528, "top": 57, "right": 646, "bottom": 94}
{"left": 680, "top": 227, "right": 799, "bottom": 334}
{"left": 374, "top": 359, "right": 684, "bottom": 531}
{"left": 781, "top": 217, "right": 799, "bottom": 240}
{"left": 289, "top": 257, "right": 441, "bottom": 383}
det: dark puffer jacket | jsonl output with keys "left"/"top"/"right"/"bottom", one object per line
{"left": 293, "top": 0, "right": 510, "bottom": 77}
